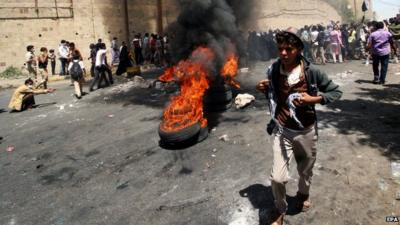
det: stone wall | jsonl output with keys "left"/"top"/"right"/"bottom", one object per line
{"left": 0, "top": 0, "right": 368, "bottom": 72}
{"left": 0, "top": 0, "right": 129, "bottom": 73}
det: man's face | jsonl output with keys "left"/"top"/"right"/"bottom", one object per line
{"left": 278, "top": 43, "right": 301, "bottom": 67}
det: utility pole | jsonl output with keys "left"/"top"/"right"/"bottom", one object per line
{"left": 124, "top": 0, "right": 130, "bottom": 43}
{"left": 157, "top": 0, "right": 163, "bottom": 35}
{"left": 354, "top": 0, "right": 357, "bottom": 19}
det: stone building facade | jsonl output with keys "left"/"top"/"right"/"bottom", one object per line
{"left": 0, "top": 0, "right": 371, "bottom": 72}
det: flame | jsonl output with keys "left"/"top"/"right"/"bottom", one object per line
{"left": 159, "top": 47, "right": 214, "bottom": 132}
{"left": 159, "top": 66, "right": 176, "bottom": 82}
{"left": 221, "top": 54, "right": 241, "bottom": 89}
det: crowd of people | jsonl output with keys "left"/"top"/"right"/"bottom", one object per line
{"left": 11, "top": 32, "right": 171, "bottom": 112}
{"left": 10, "top": 15, "right": 400, "bottom": 113}
{"left": 248, "top": 17, "right": 400, "bottom": 66}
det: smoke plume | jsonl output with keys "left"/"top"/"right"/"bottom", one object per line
{"left": 167, "top": 0, "right": 255, "bottom": 73}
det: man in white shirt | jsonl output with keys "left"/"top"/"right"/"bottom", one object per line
{"left": 58, "top": 40, "right": 69, "bottom": 75}
{"left": 90, "top": 43, "right": 113, "bottom": 91}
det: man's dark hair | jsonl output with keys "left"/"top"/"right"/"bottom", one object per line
{"left": 73, "top": 50, "right": 81, "bottom": 60}
{"left": 61, "top": 40, "right": 66, "bottom": 44}
{"left": 49, "top": 49, "right": 54, "bottom": 53}
{"left": 99, "top": 43, "right": 106, "bottom": 49}
{"left": 69, "top": 42, "right": 75, "bottom": 49}
{"left": 275, "top": 32, "right": 304, "bottom": 50}
{"left": 26, "top": 45, "right": 34, "bottom": 52}
{"left": 25, "top": 78, "right": 34, "bottom": 85}
{"left": 89, "top": 43, "right": 95, "bottom": 49}
{"left": 40, "top": 47, "right": 47, "bottom": 52}
{"left": 98, "top": 38, "right": 102, "bottom": 43}
{"left": 376, "top": 21, "right": 384, "bottom": 30}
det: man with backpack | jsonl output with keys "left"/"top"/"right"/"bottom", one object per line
{"left": 68, "top": 51, "right": 86, "bottom": 99}
{"left": 256, "top": 28, "right": 342, "bottom": 225}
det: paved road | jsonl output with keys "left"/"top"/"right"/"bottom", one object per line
{"left": 0, "top": 61, "right": 399, "bottom": 225}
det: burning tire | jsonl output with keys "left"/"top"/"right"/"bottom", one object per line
{"left": 204, "top": 84, "right": 233, "bottom": 112}
{"left": 158, "top": 123, "right": 202, "bottom": 144}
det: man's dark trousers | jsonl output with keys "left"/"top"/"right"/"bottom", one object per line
{"left": 372, "top": 54, "right": 389, "bottom": 83}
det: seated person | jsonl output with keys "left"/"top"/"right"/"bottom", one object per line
{"left": 8, "top": 78, "right": 54, "bottom": 112}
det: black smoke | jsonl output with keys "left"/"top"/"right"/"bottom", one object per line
{"left": 167, "top": 0, "right": 256, "bottom": 71}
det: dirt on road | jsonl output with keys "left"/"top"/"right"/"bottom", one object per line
{"left": 0, "top": 61, "right": 399, "bottom": 225}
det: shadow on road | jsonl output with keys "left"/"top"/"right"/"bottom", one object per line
{"left": 239, "top": 184, "right": 302, "bottom": 224}
{"left": 322, "top": 83, "right": 400, "bottom": 160}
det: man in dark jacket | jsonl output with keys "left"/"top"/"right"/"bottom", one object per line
{"left": 256, "top": 27, "right": 342, "bottom": 225}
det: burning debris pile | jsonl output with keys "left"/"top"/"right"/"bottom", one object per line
{"left": 158, "top": 0, "right": 245, "bottom": 146}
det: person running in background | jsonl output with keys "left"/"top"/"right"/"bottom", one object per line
{"left": 367, "top": 21, "right": 397, "bottom": 84}
{"left": 37, "top": 47, "right": 49, "bottom": 89}
{"left": 90, "top": 43, "right": 112, "bottom": 91}
{"left": 330, "top": 25, "right": 343, "bottom": 63}
{"left": 68, "top": 52, "right": 86, "bottom": 99}
{"left": 48, "top": 49, "right": 56, "bottom": 75}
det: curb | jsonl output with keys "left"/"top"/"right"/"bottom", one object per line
{"left": 0, "top": 75, "right": 69, "bottom": 90}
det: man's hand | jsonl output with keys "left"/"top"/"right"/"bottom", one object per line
{"left": 256, "top": 79, "right": 270, "bottom": 93}
{"left": 293, "top": 92, "right": 323, "bottom": 106}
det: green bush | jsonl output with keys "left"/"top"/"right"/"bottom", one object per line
{"left": 0, "top": 66, "right": 27, "bottom": 79}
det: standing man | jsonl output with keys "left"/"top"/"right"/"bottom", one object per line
{"left": 25, "top": 45, "right": 37, "bottom": 79}
{"left": 58, "top": 40, "right": 69, "bottom": 75}
{"left": 111, "top": 37, "right": 120, "bottom": 66}
{"left": 368, "top": 21, "right": 397, "bottom": 84}
{"left": 256, "top": 28, "right": 342, "bottom": 225}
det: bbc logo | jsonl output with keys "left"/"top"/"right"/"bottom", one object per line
{"left": 386, "top": 216, "right": 399, "bottom": 223}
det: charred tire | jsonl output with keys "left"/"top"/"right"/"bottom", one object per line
{"left": 205, "top": 101, "right": 232, "bottom": 112}
{"left": 204, "top": 90, "right": 232, "bottom": 104}
{"left": 158, "top": 123, "right": 201, "bottom": 144}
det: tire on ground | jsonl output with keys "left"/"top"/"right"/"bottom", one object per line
{"left": 158, "top": 123, "right": 201, "bottom": 143}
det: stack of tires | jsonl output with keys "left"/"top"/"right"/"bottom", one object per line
{"left": 204, "top": 84, "right": 233, "bottom": 112}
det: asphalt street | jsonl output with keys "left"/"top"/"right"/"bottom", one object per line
{"left": 0, "top": 61, "right": 399, "bottom": 225}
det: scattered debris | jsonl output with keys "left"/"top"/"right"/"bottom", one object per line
{"left": 36, "top": 164, "right": 44, "bottom": 169}
{"left": 391, "top": 161, "right": 400, "bottom": 184}
{"left": 234, "top": 94, "right": 255, "bottom": 109}
{"left": 107, "top": 114, "right": 115, "bottom": 118}
{"left": 239, "top": 67, "right": 249, "bottom": 73}
{"left": 396, "top": 191, "right": 400, "bottom": 201}
{"left": 59, "top": 105, "right": 65, "bottom": 110}
{"left": 378, "top": 179, "right": 388, "bottom": 191}
{"left": 212, "top": 148, "right": 217, "bottom": 153}
{"left": 211, "top": 154, "right": 216, "bottom": 158}
{"left": 211, "top": 128, "right": 217, "bottom": 133}
{"left": 219, "top": 134, "right": 230, "bottom": 142}
{"left": 103, "top": 97, "right": 110, "bottom": 101}
{"left": 37, "top": 114, "right": 47, "bottom": 118}
{"left": 6, "top": 146, "right": 15, "bottom": 152}
{"left": 116, "top": 181, "right": 129, "bottom": 190}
